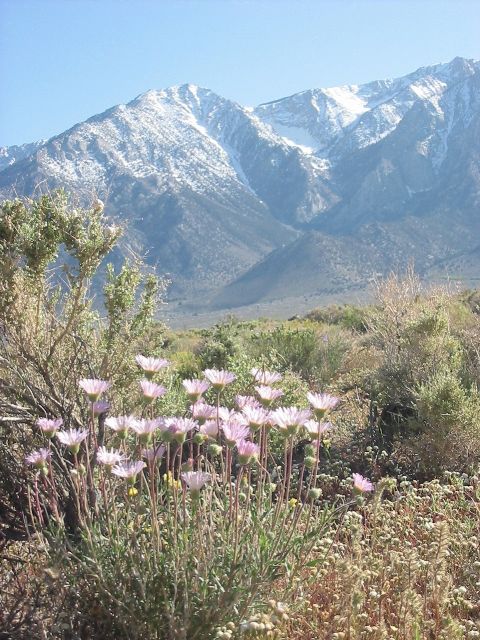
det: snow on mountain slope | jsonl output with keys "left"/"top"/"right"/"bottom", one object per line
{"left": 255, "top": 57, "right": 480, "bottom": 166}
{"left": 0, "top": 140, "right": 45, "bottom": 172}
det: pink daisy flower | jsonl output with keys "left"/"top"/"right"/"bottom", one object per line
{"left": 218, "top": 407, "right": 246, "bottom": 423}
{"left": 57, "top": 428, "right": 88, "bottom": 454}
{"left": 307, "top": 392, "right": 340, "bottom": 417}
{"left": 140, "top": 380, "right": 166, "bottom": 401}
{"left": 182, "top": 379, "right": 210, "bottom": 402}
{"left": 255, "top": 385, "right": 284, "bottom": 407}
{"left": 190, "top": 403, "right": 217, "bottom": 423}
{"left": 304, "top": 420, "right": 332, "bottom": 440}
{"left": 352, "top": 473, "right": 374, "bottom": 493}
{"left": 112, "top": 460, "right": 146, "bottom": 483}
{"left": 135, "top": 355, "right": 170, "bottom": 379}
{"left": 251, "top": 368, "right": 282, "bottom": 385}
{"left": 79, "top": 378, "right": 111, "bottom": 402}
{"left": 131, "top": 418, "right": 162, "bottom": 434}
{"left": 36, "top": 417, "right": 63, "bottom": 437}
{"left": 92, "top": 401, "right": 110, "bottom": 416}
{"left": 142, "top": 445, "right": 166, "bottom": 463}
{"left": 199, "top": 420, "right": 219, "bottom": 439}
{"left": 25, "top": 448, "right": 51, "bottom": 469}
{"left": 96, "top": 447, "right": 125, "bottom": 468}
{"left": 236, "top": 439, "right": 260, "bottom": 465}
{"left": 105, "top": 415, "right": 137, "bottom": 437}
{"left": 235, "top": 395, "right": 262, "bottom": 410}
{"left": 181, "top": 470, "right": 211, "bottom": 494}
{"left": 203, "top": 369, "right": 236, "bottom": 391}
{"left": 168, "top": 417, "right": 197, "bottom": 443}
{"left": 242, "top": 406, "right": 269, "bottom": 430}
{"left": 271, "top": 407, "right": 311, "bottom": 435}
{"left": 222, "top": 420, "right": 250, "bottom": 446}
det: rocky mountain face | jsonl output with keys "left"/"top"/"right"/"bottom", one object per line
{"left": 1, "top": 57, "right": 479, "bottom": 313}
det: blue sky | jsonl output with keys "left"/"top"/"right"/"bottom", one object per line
{"left": 1, "top": 0, "right": 479, "bottom": 146}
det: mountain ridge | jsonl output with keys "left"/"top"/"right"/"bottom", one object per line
{"left": 1, "top": 57, "right": 479, "bottom": 316}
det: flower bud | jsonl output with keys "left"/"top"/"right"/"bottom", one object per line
{"left": 308, "top": 487, "right": 322, "bottom": 501}
{"left": 193, "top": 433, "right": 206, "bottom": 445}
{"left": 304, "top": 443, "right": 316, "bottom": 457}
{"left": 208, "top": 443, "right": 223, "bottom": 457}
{"left": 304, "top": 456, "right": 317, "bottom": 469}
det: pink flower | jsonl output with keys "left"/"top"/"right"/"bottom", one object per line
{"left": 112, "top": 460, "right": 146, "bottom": 483}
{"left": 131, "top": 418, "right": 163, "bottom": 443}
{"left": 255, "top": 386, "right": 284, "bottom": 406}
{"left": 79, "top": 378, "right": 111, "bottom": 402}
{"left": 140, "top": 379, "right": 166, "bottom": 401}
{"left": 251, "top": 368, "right": 282, "bottom": 385}
{"left": 199, "top": 420, "right": 219, "bottom": 439}
{"left": 352, "top": 473, "right": 374, "bottom": 493}
{"left": 96, "top": 447, "right": 125, "bottom": 467}
{"left": 36, "top": 417, "right": 63, "bottom": 437}
{"left": 218, "top": 407, "right": 246, "bottom": 423}
{"left": 307, "top": 392, "right": 340, "bottom": 417}
{"left": 25, "top": 448, "right": 51, "bottom": 469}
{"left": 105, "top": 415, "right": 137, "bottom": 437}
{"left": 182, "top": 379, "right": 210, "bottom": 401}
{"left": 168, "top": 417, "right": 197, "bottom": 443}
{"left": 181, "top": 470, "right": 211, "bottom": 493}
{"left": 203, "top": 369, "right": 236, "bottom": 390}
{"left": 236, "top": 439, "right": 260, "bottom": 465}
{"left": 142, "top": 445, "right": 166, "bottom": 463}
{"left": 304, "top": 420, "right": 332, "bottom": 440}
{"left": 190, "top": 403, "right": 216, "bottom": 423}
{"left": 235, "top": 395, "right": 261, "bottom": 410}
{"left": 57, "top": 428, "right": 89, "bottom": 453}
{"left": 92, "top": 401, "right": 110, "bottom": 416}
{"left": 222, "top": 420, "right": 250, "bottom": 446}
{"left": 242, "top": 406, "right": 269, "bottom": 430}
{"left": 271, "top": 407, "right": 311, "bottom": 435}
{"left": 135, "top": 355, "right": 170, "bottom": 379}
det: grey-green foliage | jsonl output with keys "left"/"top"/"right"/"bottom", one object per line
{"left": 248, "top": 324, "right": 350, "bottom": 386}
{"left": 365, "top": 271, "right": 480, "bottom": 474}
{"left": 0, "top": 191, "right": 167, "bottom": 535}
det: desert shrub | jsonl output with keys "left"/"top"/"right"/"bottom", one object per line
{"left": 247, "top": 324, "right": 351, "bottom": 386}
{"left": 361, "top": 269, "right": 480, "bottom": 475}
{"left": 0, "top": 191, "right": 166, "bottom": 539}
{"left": 305, "top": 304, "right": 368, "bottom": 333}
{"left": 196, "top": 320, "right": 242, "bottom": 369}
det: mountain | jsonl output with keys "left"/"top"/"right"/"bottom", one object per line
{"left": 1, "top": 57, "right": 479, "bottom": 316}
{"left": 0, "top": 140, "right": 45, "bottom": 173}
